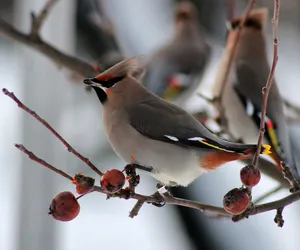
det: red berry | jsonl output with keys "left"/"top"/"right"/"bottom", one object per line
{"left": 240, "top": 165, "right": 261, "bottom": 187}
{"left": 49, "top": 191, "right": 80, "bottom": 221}
{"left": 223, "top": 188, "right": 250, "bottom": 215}
{"left": 72, "top": 173, "right": 95, "bottom": 194}
{"left": 100, "top": 169, "right": 125, "bottom": 194}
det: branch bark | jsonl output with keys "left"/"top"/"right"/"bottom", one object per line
{"left": 3, "top": 88, "right": 103, "bottom": 176}
{"left": 251, "top": 0, "right": 280, "bottom": 168}
{"left": 14, "top": 142, "right": 300, "bottom": 221}
{"left": 0, "top": 15, "right": 98, "bottom": 77}
{"left": 30, "top": 0, "right": 60, "bottom": 37}
{"left": 213, "top": 0, "right": 255, "bottom": 101}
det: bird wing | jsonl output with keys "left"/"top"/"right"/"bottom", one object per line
{"left": 127, "top": 96, "right": 260, "bottom": 154}
{"left": 144, "top": 43, "right": 210, "bottom": 97}
{"left": 234, "top": 61, "right": 286, "bottom": 161}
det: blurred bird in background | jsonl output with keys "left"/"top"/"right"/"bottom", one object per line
{"left": 143, "top": 0, "right": 211, "bottom": 103}
{"left": 212, "top": 8, "right": 300, "bottom": 179}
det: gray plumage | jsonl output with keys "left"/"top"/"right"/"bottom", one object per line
{"left": 85, "top": 57, "right": 268, "bottom": 186}
{"left": 216, "top": 8, "right": 299, "bottom": 178}
{"left": 144, "top": 1, "right": 211, "bottom": 100}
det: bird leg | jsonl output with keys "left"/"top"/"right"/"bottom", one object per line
{"left": 131, "top": 163, "right": 154, "bottom": 173}
{"left": 124, "top": 155, "right": 154, "bottom": 193}
{"left": 149, "top": 183, "right": 174, "bottom": 207}
{"left": 124, "top": 164, "right": 140, "bottom": 193}
{"left": 123, "top": 155, "right": 141, "bottom": 193}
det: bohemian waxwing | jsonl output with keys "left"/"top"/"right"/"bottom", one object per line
{"left": 144, "top": 1, "right": 211, "bottom": 102}
{"left": 84, "top": 56, "right": 271, "bottom": 187}
{"left": 212, "top": 8, "right": 300, "bottom": 179}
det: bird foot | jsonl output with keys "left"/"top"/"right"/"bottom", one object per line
{"left": 149, "top": 183, "right": 174, "bottom": 207}
{"left": 124, "top": 163, "right": 140, "bottom": 193}
{"left": 150, "top": 191, "right": 166, "bottom": 207}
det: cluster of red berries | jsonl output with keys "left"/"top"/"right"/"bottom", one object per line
{"left": 223, "top": 165, "right": 261, "bottom": 215}
{"left": 49, "top": 169, "right": 126, "bottom": 222}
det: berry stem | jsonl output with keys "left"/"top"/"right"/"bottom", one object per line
{"left": 129, "top": 200, "right": 145, "bottom": 218}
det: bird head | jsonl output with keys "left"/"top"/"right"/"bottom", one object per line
{"left": 174, "top": 1, "right": 198, "bottom": 23}
{"left": 226, "top": 7, "right": 268, "bottom": 35}
{"left": 225, "top": 8, "right": 268, "bottom": 50}
{"left": 83, "top": 56, "right": 146, "bottom": 104}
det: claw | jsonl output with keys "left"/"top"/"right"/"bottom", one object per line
{"left": 151, "top": 201, "right": 166, "bottom": 207}
{"left": 149, "top": 190, "right": 166, "bottom": 207}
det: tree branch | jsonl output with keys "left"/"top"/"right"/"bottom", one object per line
{"left": 15, "top": 142, "right": 300, "bottom": 221}
{"left": 0, "top": 6, "right": 98, "bottom": 77}
{"left": 213, "top": 0, "right": 255, "bottom": 101}
{"left": 233, "top": 190, "right": 300, "bottom": 222}
{"left": 210, "top": 0, "right": 255, "bottom": 130}
{"left": 129, "top": 200, "right": 145, "bottom": 218}
{"left": 251, "top": 0, "right": 280, "bottom": 168}
{"left": 15, "top": 143, "right": 73, "bottom": 181}
{"left": 30, "top": 0, "right": 60, "bottom": 37}
{"left": 2, "top": 88, "right": 103, "bottom": 176}
{"left": 280, "top": 162, "right": 300, "bottom": 192}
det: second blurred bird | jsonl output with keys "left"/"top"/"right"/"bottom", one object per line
{"left": 143, "top": 1, "right": 211, "bottom": 102}
{"left": 212, "top": 8, "right": 300, "bottom": 179}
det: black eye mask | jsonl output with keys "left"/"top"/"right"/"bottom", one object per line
{"left": 89, "top": 76, "right": 125, "bottom": 88}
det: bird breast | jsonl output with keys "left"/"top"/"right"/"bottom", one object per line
{"left": 102, "top": 106, "right": 206, "bottom": 186}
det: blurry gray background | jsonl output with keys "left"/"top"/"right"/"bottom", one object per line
{"left": 1, "top": 0, "right": 300, "bottom": 250}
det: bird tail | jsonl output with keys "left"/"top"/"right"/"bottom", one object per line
{"left": 94, "top": 56, "right": 145, "bottom": 80}
{"left": 261, "top": 144, "right": 272, "bottom": 155}
{"left": 239, "top": 144, "right": 271, "bottom": 158}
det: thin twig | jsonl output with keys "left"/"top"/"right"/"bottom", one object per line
{"left": 232, "top": 190, "right": 300, "bottom": 222}
{"left": 129, "top": 200, "right": 145, "bottom": 218}
{"left": 274, "top": 207, "right": 284, "bottom": 227}
{"left": 2, "top": 88, "right": 103, "bottom": 176}
{"left": 15, "top": 144, "right": 73, "bottom": 181}
{"left": 212, "top": 0, "right": 255, "bottom": 128}
{"left": 251, "top": 0, "right": 280, "bottom": 168}
{"left": 0, "top": 19, "right": 98, "bottom": 77}
{"left": 213, "top": 0, "right": 255, "bottom": 100}
{"left": 30, "top": 0, "right": 60, "bottom": 37}
{"left": 280, "top": 162, "right": 300, "bottom": 192}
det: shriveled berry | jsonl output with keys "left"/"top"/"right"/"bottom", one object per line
{"left": 240, "top": 165, "right": 261, "bottom": 187}
{"left": 49, "top": 191, "right": 80, "bottom": 222}
{"left": 101, "top": 169, "right": 125, "bottom": 194}
{"left": 72, "top": 173, "right": 95, "bottom": 194}
{"left": 223, "top": 188, "right": 250, "bottom": 215}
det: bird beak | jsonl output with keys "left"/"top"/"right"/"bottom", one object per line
{"left": 83, "top": 78, "right": 103, "bottom": 88}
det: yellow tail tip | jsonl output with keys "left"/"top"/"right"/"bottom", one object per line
{"left": 262, "top": 144, "right": 272, "bottom": 154}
